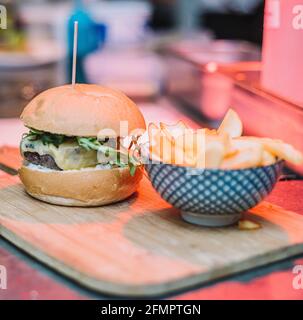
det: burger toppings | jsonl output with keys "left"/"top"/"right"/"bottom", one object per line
{"left": 21, "top": 129, "right": 139, "bottom": 175}
{"left": 23, "top": 128, "right": 66, "bottom": 148}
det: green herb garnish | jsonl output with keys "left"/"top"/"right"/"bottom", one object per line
{"left": 77, "top": 137, "right": 139, "bottom": 176}
{"left": 24, "top": 129, "right": 66, "bottom": 148}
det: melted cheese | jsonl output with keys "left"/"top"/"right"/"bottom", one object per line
{"left": 21, "top": 137, "right": 98, "bottom": 170}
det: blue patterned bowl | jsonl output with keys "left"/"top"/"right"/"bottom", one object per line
{"left": 145, "top": 160, "right": 284, "bottom": 227}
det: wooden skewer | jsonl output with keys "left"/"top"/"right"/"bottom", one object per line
{"left": 72, "top": 21, "right": 79, "bottom": 87}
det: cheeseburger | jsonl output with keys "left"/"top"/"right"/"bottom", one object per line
{"left": 19, "top": 84, "right": 146, "bottom": 206}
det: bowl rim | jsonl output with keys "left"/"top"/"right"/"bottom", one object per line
{"left": 145, "top": 158, "right": 285, "bottom": 172}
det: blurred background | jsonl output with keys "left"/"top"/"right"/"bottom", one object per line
{"left": 0, "top": 0, "right": 264, "bottom": 118}
{"left": 1, "top": 0, "right": 303, "bottom": 176}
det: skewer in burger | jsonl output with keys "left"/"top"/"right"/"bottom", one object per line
{"left": 19, "top": 84, "right": 146, "bottom": 206}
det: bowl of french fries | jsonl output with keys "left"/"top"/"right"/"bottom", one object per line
{"left": 144, "top": 109, "right": 303, "bottom": 227}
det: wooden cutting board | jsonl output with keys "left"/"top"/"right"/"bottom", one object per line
{"left": 1, "top": 172, "right": 303, "bottom": 297}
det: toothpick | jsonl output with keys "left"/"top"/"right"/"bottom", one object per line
{"left": 72, "top": 21, "right": 78, "bottom": 87}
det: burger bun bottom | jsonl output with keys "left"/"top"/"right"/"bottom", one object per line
{"left": 19, "top": 164, "right": 143, "bottom": 207}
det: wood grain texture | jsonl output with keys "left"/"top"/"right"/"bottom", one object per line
{"left": 0, "top": 244, "right": 86, "bottom": 300}
{"left": 1, "top": 174, "right": 303, "bottom": 297}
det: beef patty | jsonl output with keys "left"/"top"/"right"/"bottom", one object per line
{"left": 24, "top": 152, "right": 62, "bottom": 170}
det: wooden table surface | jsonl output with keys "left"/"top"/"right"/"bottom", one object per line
{"left": 0, "top": 99, "right": 303, "bottom": 300}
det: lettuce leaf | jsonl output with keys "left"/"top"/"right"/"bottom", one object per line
{"left": 77, "top": 137, "right": 139, "bottom": 176}
{"left": 23, "top": 129, "right": 66, "bottom": 148}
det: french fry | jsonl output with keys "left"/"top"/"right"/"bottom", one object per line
{"left": 160, "top": 121, "right": 189, "bottom": 140}
{"left": 212, "top": 131, "right": 234, "bottom": 155}
{"left": 174, "top": 130, "right": 196, "bottom": 152}
{"left": 148, "top": 123, "right": 163, "bottom": 161}
{"left": 260, "top": 138, "right": 303, "bottom": 165}
{"left": 175, "top": 132, "right": 226, "bottom": 168}
{"left": 194, "top": 129, "right": 208, "bottom": 168}
{"left": 261, "top": 150, "right": 277, "bottom": 166}
{"left": 238, "top": 219, "right": 262, "bottom": 230}
{"left": 237, "top": 137, "right": 303, "bottom": 165}
{"left": 230, "top": 138, "right": 264, "bottom": 151}
{"left": 218, "top": 109, "right": 243, "bottom": 138}
{"left": 221, "top": 140, "right": 263, "bottom": 169}
{"left": 174, "top": 129, "right": 203, "bottom": 167}
{"left": 148, "top": 124, "right": 174, "bottom": 163}
{"left": 148, "top": 122, "right": 159, "bottom": 137}
{"left": 160, "top": 120, "right": 189, "bottom": 132}
{"left": 205, "top": 139, "right": 226, "bottom": 168}
{"left": 205, "top": 128, "right": 217, "bottom": 136}
{"left": 158, "top": 126, "right": 174, "bottom": 143}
